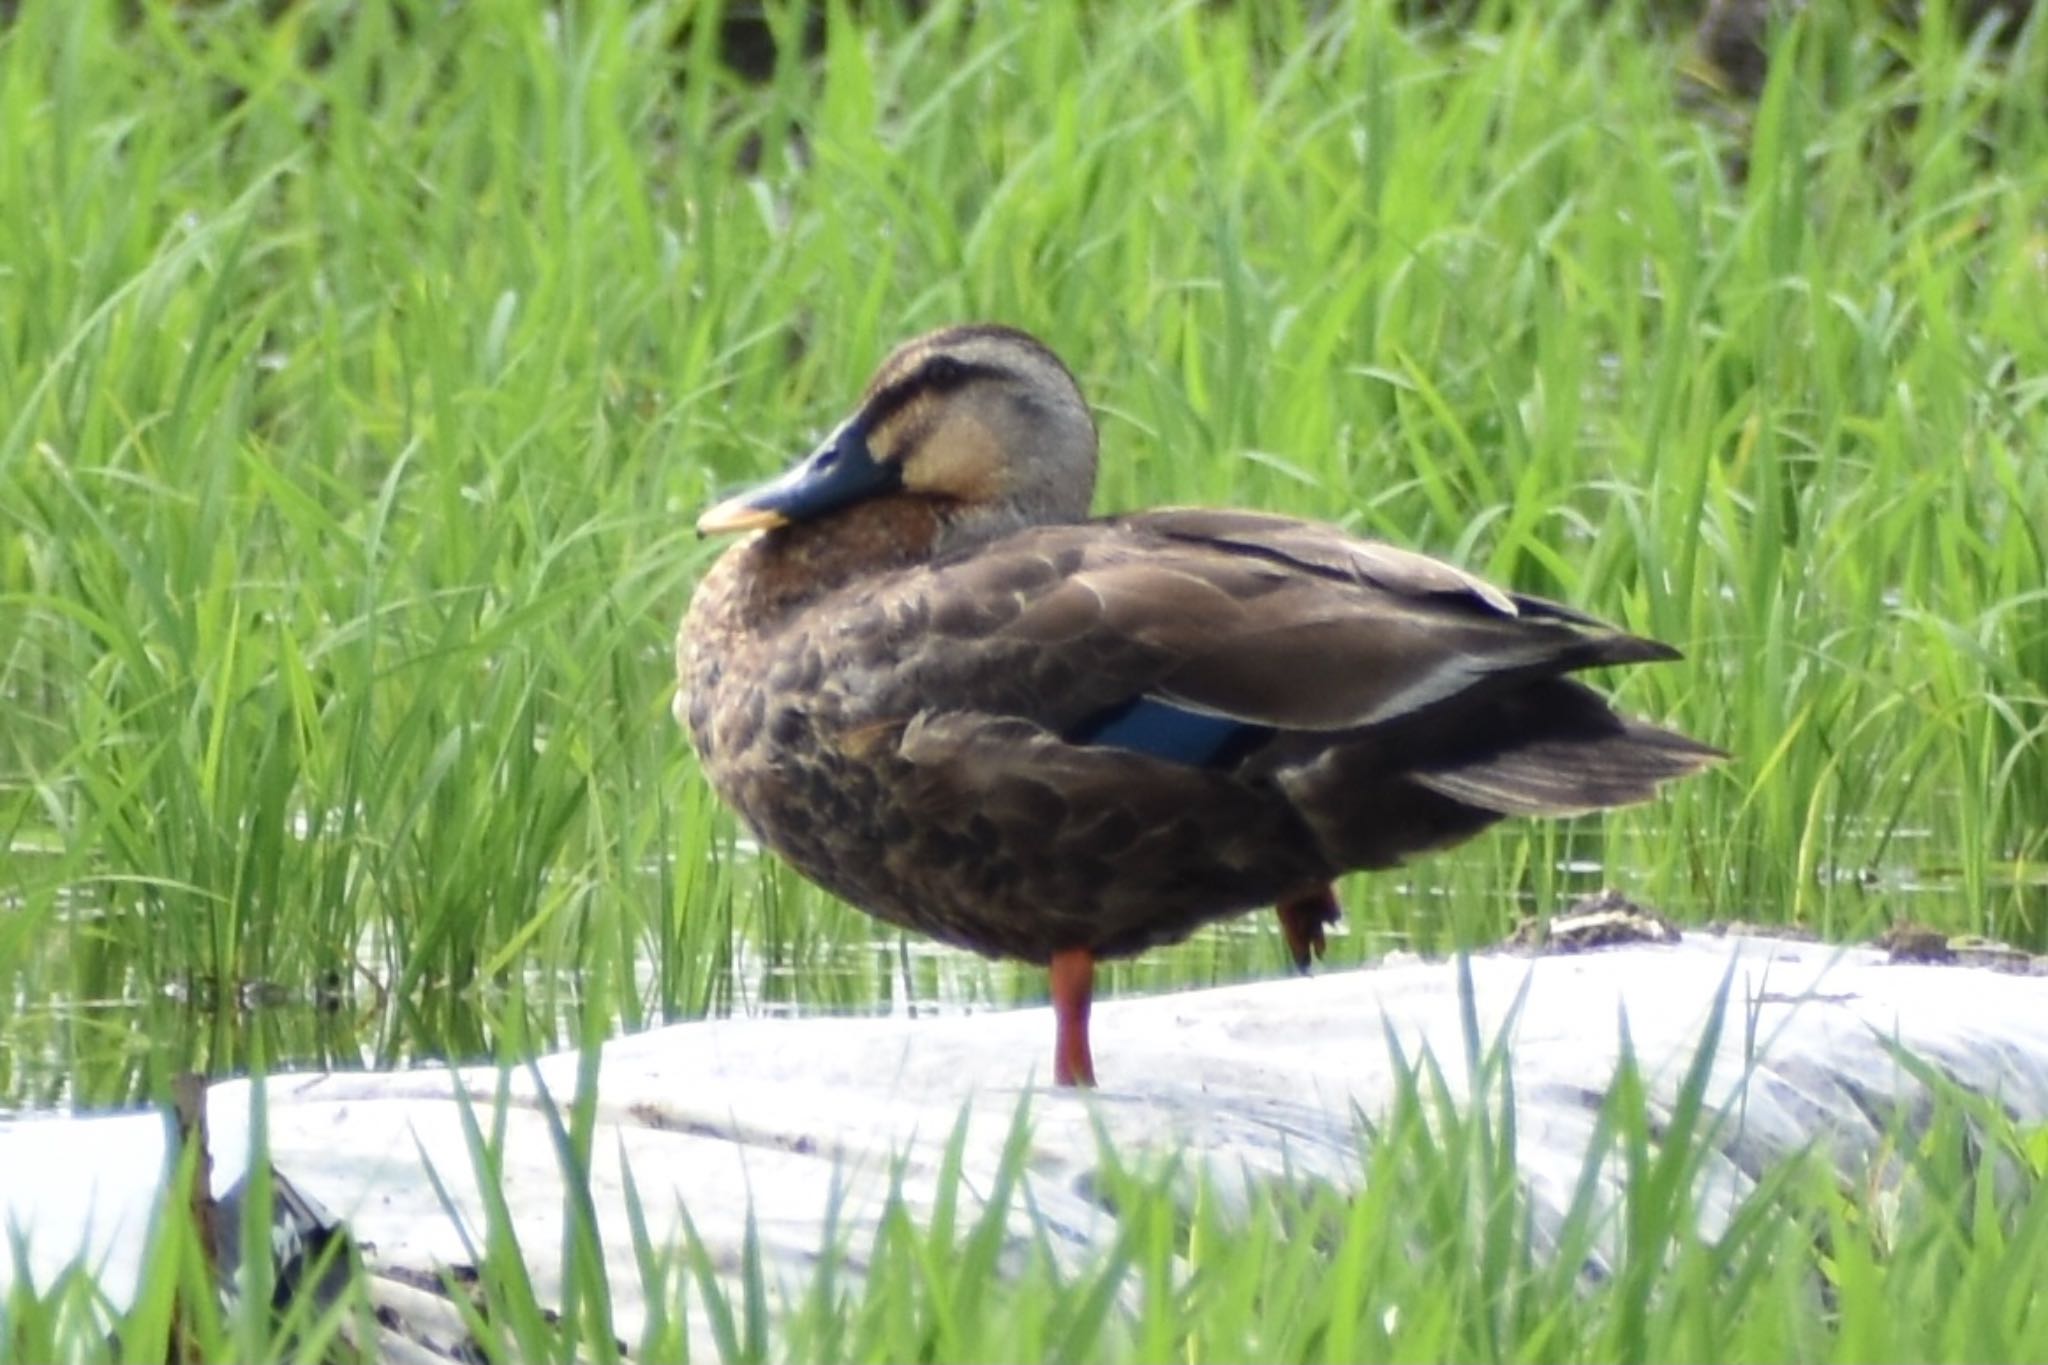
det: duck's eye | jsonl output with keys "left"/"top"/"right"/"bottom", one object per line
{"left": 921, "top": 356, "right": 968, "bottom": 389}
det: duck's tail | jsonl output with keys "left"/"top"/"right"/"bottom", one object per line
{"left": 1406, "top": 677, "right": 1725, "bottom": 817}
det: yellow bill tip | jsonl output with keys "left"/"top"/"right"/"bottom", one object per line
{"left": 696, "top": 496, "right": 790, "bottom": 536}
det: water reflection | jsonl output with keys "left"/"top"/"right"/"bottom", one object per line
{"left": 4, "top": 855, "right": 2040, "bottom": 1110}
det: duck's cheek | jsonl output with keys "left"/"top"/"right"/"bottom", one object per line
{"left": 898, "top": 416, "right": 1006, "bottom": 505}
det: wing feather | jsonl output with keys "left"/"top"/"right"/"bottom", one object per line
{"left": 912, "top": 513, "right": 1670, "bottom": 737}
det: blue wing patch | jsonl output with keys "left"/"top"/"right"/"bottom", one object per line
{"left": 1070, "top": 696, "right": 1267, "bottom": 768}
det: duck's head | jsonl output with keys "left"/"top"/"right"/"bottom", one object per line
{"left": 698, "top": 324, "right": 1097, "bottom": 548}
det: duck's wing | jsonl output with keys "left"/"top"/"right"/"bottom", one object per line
{"left": 943, "top": 509, "right": 1678, "bottom": 738}
{"left": 880, "top": 510, "right": 1717, "bottom": 881}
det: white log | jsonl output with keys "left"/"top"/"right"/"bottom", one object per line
{"left": 4, "top": 932, "right": 2045, "bottom": 1355}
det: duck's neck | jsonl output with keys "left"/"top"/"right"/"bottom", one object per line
{"left": 715, "top": 497, "right": 955, "bottom": 625}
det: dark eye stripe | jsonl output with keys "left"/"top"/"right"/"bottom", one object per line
{"left": 918, "top": 355, "right": 974, "bottom": 390}
{"left": 861, "top": 356, "right": 1005, "bottom": 430}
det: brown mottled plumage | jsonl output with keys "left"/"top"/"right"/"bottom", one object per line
{"left": 678, "top": 324, "right": 1722, "bottom": 1086}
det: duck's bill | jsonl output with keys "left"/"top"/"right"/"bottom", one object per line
{"left": 695, "top": 492, "right": 791, "bottom": 534}
{"left": 697, "top": 422, "right": 902, "bottom": 536}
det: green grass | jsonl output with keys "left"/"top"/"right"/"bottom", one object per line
{"left": 1, "top": 0, "right": 2046, "bottom": 1352}
{"left": 6, "top": 0, "right": 2043, "bottom": 1101}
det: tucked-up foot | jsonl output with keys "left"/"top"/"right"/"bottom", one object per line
{"left": 1275, "top": 885, "right": 1341, "bottom": 973}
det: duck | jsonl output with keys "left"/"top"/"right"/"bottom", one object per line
{"left": 677, "top": 324, "right": 1721, "bottom": 1087}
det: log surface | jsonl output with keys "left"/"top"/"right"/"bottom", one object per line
{"left": 5, "top": 932, "right": 2047, "bottom": 1352}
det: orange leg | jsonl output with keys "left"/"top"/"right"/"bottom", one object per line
{"left": 1049, "top": 947, "right": 1097, "bottom": 1087}
{"left": 1275, "top": 884, "right": 1341, "bottom": 973}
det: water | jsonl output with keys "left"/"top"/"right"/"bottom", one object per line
{"left": 4, "top": 845, "right": 2041, "bottom": 1109}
